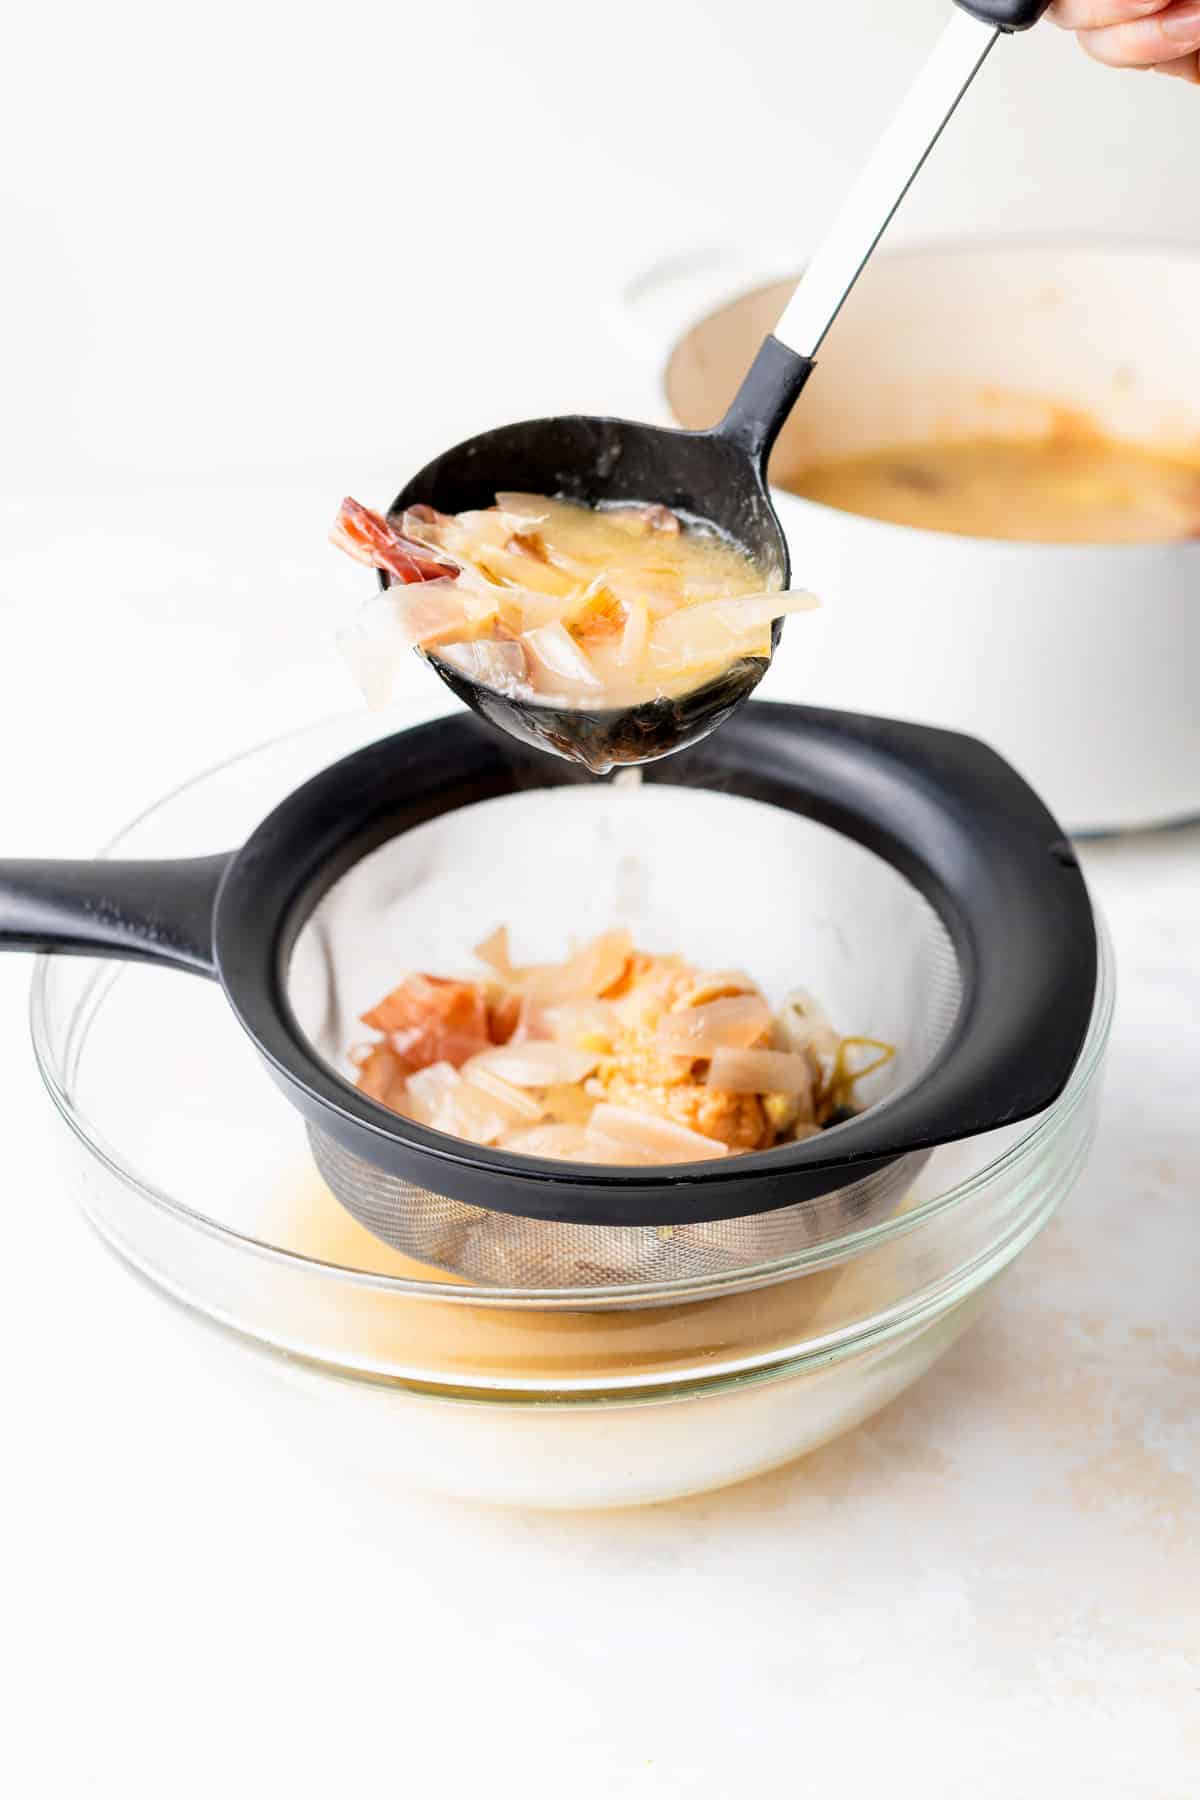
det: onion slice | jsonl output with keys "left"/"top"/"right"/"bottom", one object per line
{"left": 501, "top": 1123, "right": 591, "bottom": 1161}
{"left": 378, "top": 581, "right": 472, "bottom": 648}
{"left": 515, "top": 929, "right": 632, "bottom": 1006}
{"left": 494, "top": 493, "right": 553, "bottom": 523}
{"left": 398, "top": 506, "right": 453, "bottom": 550}
{"left": 586, "top": 1104, "right": 729, "bottom": 1164}
{"left": 618, "top": 597, "right": 650, "bottom": 667}
{"left": 656, "top": 994, "right": 772, "bottom": 1056}
{"left": 471, "top": 543, "right": 579, "bottom": 600}
{"left": 521, "top": 620, "right": 603, "bottom": 689}
{"left": 778, "top": 988, "right": 843, "bottom": 1063}
{"left": 581, "top": 1132, "right": 659, "bottom": 1166}
{"left": 541, "top": 1000, "right": 618, "bottom": 1047}
{"left": 433, "top": 638, "right": 530, "bottom": 696}
{"left": 404, "top": 1061, "right": 462, "bottom": 1128}
{"left": 449, "top": 1083, "right": 519, "bottom": 1145}
{"left": 474, "top": 925, "right": 512, "bottom": 975}
{"left": 705, "top": 1047, "right": 815, "bottom": 1098}
{"left": 461, "top": 1063, "right": 545, "bottom": 1124}
{"left": 405, "top": 1062, "right": 523, "bottom": 1145}
{"left": 649, "top": 589, "right": 819, "bottom": 673}
{"left": 467, "top": 1042, "right": 600, "bottom": 1088}
{"left": 338, "top": 583, "right": 474, "bottom": 709}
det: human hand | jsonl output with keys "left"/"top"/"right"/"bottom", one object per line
{"left": 1051, "top": 1, "right": 1200, "bottom": 83}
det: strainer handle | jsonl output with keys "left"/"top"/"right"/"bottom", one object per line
{"left": 0, "top": 854, "right": 231, "bottom": 977}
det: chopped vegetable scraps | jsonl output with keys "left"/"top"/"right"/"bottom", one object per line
{"left": 350, "top": 929, "right": 893, "bottom": 1165}
{"left": 331, "top": 492, "right": 818, "bottom": 713}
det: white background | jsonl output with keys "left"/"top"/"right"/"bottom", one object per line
{"left": 3, "top": 4, "right": 1199, "bottom": 1796}
{"left": 4, "top": 0, "right": 1200, "bottom": 497}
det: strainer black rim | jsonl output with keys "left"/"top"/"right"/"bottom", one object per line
{"left": 0, "top": 702, "right": 1097, "bottom": 1228}
{"left": 212, "top": 703, "right": 1095, "bottom": 1225}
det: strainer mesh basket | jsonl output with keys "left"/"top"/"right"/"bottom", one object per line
{"left": 289, "top": 782, "right": 963, "bottom": 1288}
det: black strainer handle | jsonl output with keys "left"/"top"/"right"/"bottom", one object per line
{"left": 0, "top": 855, "right": 231, "bottom": 977}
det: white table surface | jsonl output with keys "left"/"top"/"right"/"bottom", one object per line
{"left": 2, "top": 481, "right": 1197, "bottom": 1799}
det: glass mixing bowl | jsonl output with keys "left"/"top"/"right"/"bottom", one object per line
{"left": 31, "top": 712, "right": 1114, "bottom": 1509}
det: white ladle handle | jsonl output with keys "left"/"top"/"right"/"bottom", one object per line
{"left": 774, "top": 11, "right": 999, "bottom": 361}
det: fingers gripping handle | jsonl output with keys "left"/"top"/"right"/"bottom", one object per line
{"left": 0, "top": 854, "right": 231, "bottom": 976}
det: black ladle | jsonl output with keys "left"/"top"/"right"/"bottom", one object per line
{"left": 384, "top": 0, "right": 1050, "bottom": 773}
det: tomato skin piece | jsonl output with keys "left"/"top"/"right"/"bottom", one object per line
{"left": 330, "top": 496, "right": 458, "bottom": 586}
{"left": 360, "top": 974, "right": 493, "bottom": 1076}
{"left": 487, "top": 991, "right": 524, "bottom": 1046}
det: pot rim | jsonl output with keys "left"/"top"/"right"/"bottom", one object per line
{"left": 657, "top": 231, "right": 1200, "bottom": 557}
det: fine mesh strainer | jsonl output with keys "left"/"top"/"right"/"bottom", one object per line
{"left": 0, "top": 704, "right": 1096, "bottom": 1289}
{"left": 304, "top": 1134, "right": 936, "bottom": 1289}
{"left": 287, "top": 773, "right": 961, "bottom": 1285}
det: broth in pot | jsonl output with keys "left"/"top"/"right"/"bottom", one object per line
{"left": 664, "top": 271, "right": 1200, "bottom": 547}
{"left": 787, "top": 433, "right": 1200, "bottom": 545}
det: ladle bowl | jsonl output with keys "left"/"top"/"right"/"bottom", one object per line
{"left": 387, "top": 352, "right": 806, "bottom": 771}
{"left": 372, "top": 0, "right": 1049, "bottom": 770}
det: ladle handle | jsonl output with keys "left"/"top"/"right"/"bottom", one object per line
{"left": 718, "top": 2, "right": 1049, "bottom": 460}
{"left": 0, "top": 854, "right": 231, "bottom": 977}
{"left": 773, "top": 10, "right": 1000, "bottom": 363}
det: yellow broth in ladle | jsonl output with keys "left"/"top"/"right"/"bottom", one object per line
{"left": 331, "top": 494, "right": 816, "bottom": 712}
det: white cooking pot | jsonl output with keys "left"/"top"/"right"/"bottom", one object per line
{"left": 618, "top": 239, "right": 1200, "bottom": 835}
